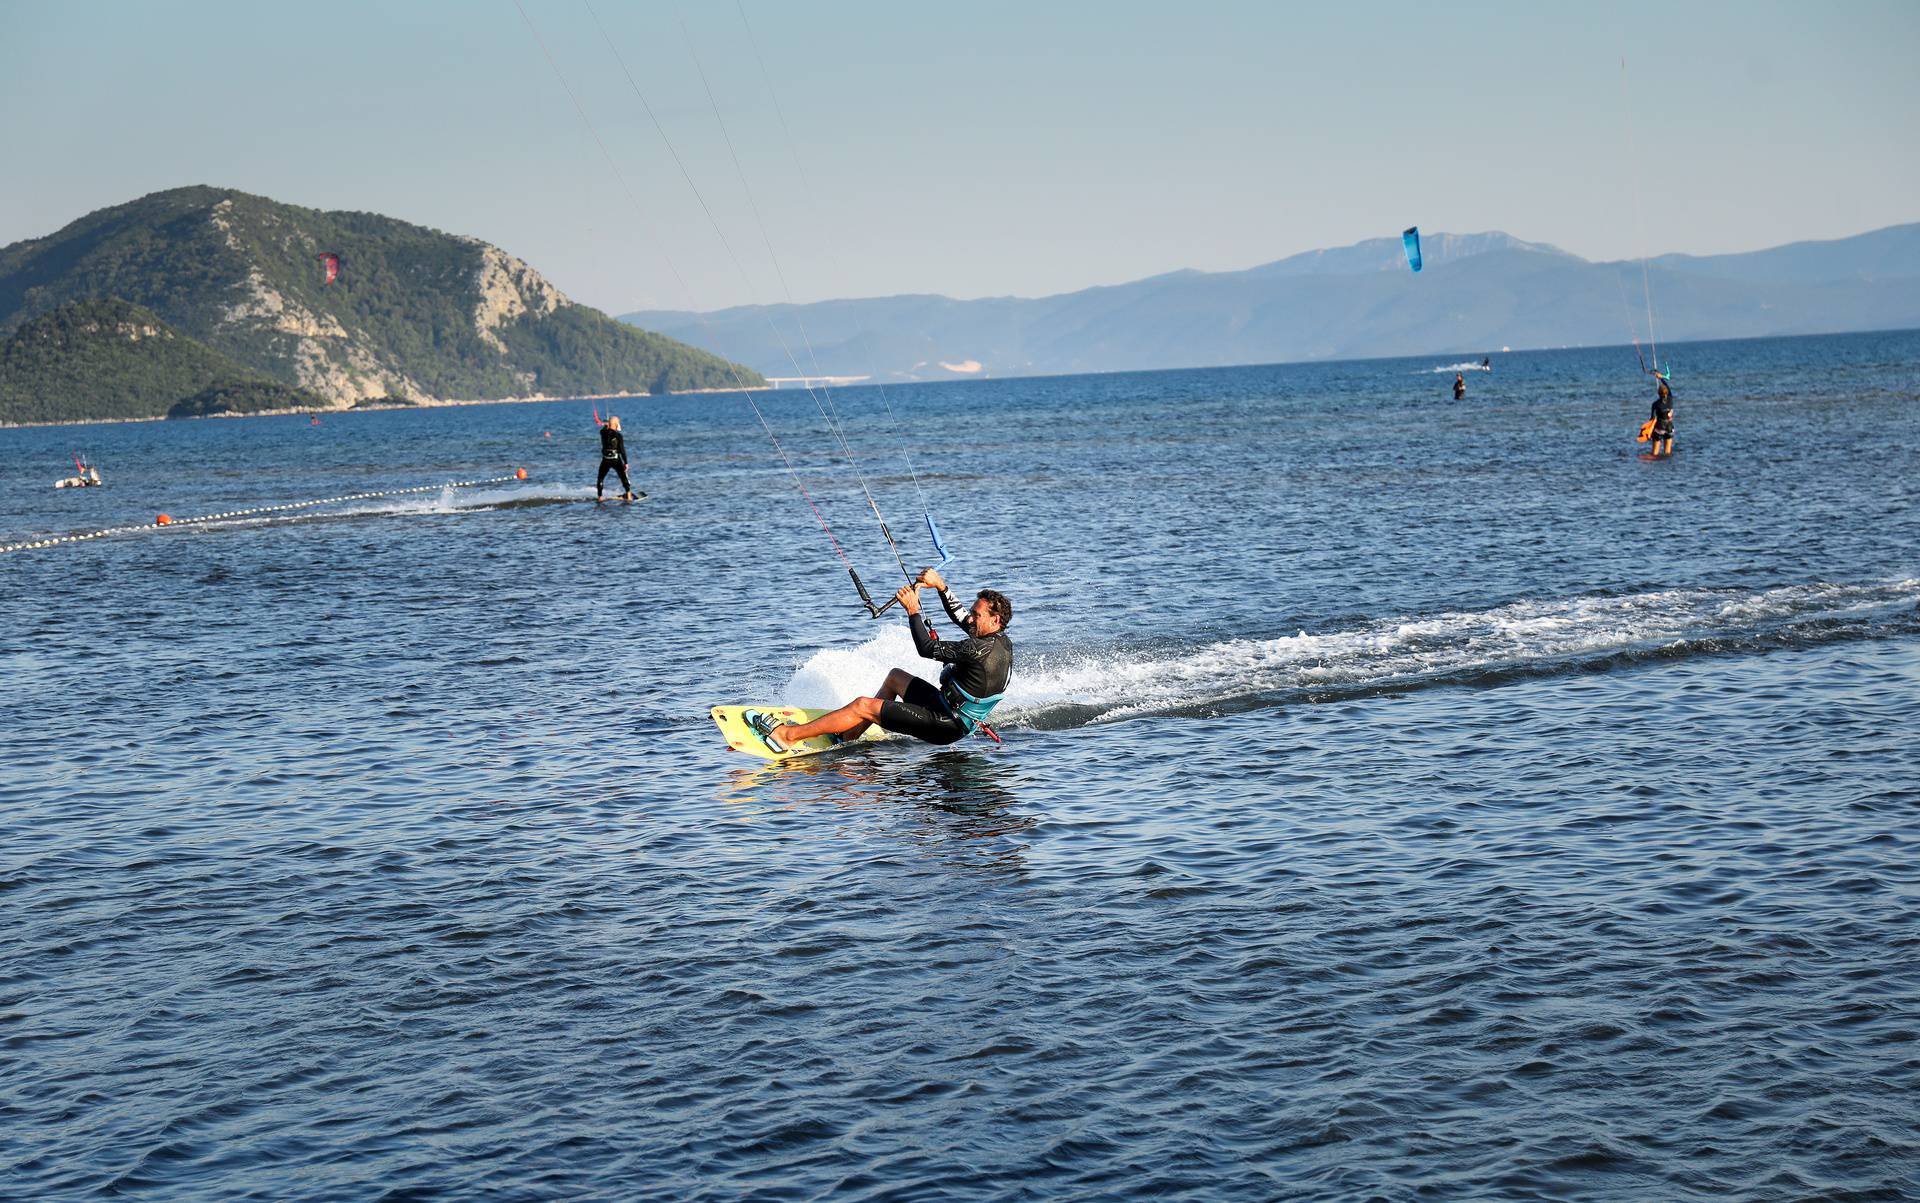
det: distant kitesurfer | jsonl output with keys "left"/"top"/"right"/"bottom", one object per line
{"left": 1453, "top": 373, "right": 1467, "bottom": 401}
{"left": 1649, "top": 377, "right": 1675, "bottom": 457}
{"left": 1480, "top": 357, "right": 1491, "bottom": 370}
{"left": 748, "top": 568, "right": 1013, "bottom": 751}
{"left": 596, "top": 415, "right": 638, "bottom": 501}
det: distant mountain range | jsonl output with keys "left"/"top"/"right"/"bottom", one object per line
{"left": 621, "top": 225, "right": 1920, "bottom": 381}
{"left": 0, "top": 186, "right": 761, "bottom": 423}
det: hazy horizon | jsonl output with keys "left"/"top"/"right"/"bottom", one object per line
{"left": 610, "top": 220, "right": 1918, "bottom": 315}
{"left": 5, "top": 1, "right": 1917, "bottom": 314}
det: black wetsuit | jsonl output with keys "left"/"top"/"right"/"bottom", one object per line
{"left": 597, "top": 426, "right": 634, "bottom": 496}
{"left": 878, "top": 589, "right": 1014, "bottom": 745}
{"left": 1651, "top": 389, "right": 1674, "bottom": 440}
{"left": 1453, "top": 376, "right": 1466, "bottom": 400}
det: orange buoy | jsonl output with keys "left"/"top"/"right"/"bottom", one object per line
{"left": 155, "top": 514, "right": 172, "bottom": 526}
{"left": 515, "top": 468, "right": 528, "bottom": 480}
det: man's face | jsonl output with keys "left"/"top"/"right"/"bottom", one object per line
{"left": 969, "top": 598, "right": 1001, "bottom": 634}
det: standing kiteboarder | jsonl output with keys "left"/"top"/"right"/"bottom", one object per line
{"left": 1649, "top": 377, "right": 1675, "bottom": 458}
{"left": 596, "top": 415, "right": 639, "bottom": 502}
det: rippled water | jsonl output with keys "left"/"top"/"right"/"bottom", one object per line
{"left": 4, "top": 331, "right": 1918, "bottom": 1199}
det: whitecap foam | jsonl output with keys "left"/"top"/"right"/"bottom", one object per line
{"left": 1425, "top": 361, "right": 1493, "bottom": 374}
{"left": 785, "top": 624, "right": 936, "bottom": 709}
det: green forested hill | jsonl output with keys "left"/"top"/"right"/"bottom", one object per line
{"left": 0, "top": 186, "right": 760, "bottom": 418}
{"left": 0, "top": 298, "right": 325, "bottom": 423}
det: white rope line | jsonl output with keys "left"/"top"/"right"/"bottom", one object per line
{"left": 0, "top": 475, "right": 524, "bottom": 555}
{"left": 733, "top": 0, "right": 934, "bottom": 518}
{"left": 660, "top": 1, "right": 908, "bottom": 583}
{"left": 512, "top": 0, "right": 856, "bottom": 568}
{"left": 1620, "top": 57, "right": 1660, "bottom": 369}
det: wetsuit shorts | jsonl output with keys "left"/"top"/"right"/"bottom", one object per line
{"left": 878, "top": 676, "right": 968, "bottom": 745}
{"left": 597, "top": 460, "right": 634, "bottom": 493}
{"left": 1652, "top": 420, "right": 1673, "bottom": 438}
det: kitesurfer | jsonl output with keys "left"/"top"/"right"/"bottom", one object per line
{"left": 1480, "top": 357, "right": 1491, "bottom": 370}
{"left": 1453, "top": 373, "right": 1467, "bottom": 401}
{"left": 1649, "top": 377, "right": 1675, "bottom": 457}
{"left": 749, "top": 569, "right": 1014, "bottom": 751}
{"left": 596, "top": 415, "right": 638, "bottom": 501}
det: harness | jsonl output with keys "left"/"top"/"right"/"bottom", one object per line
{"left": 939, "top": 668, "right": 1006, "bottom": 733}
{"left": 925, "top": 624, "right": 1007, "bottom": 743}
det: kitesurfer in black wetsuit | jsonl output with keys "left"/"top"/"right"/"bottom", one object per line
{"left": 596, "top": 415, "right": 638, "bottom": 501}
{"left": 1649, "top": 378, "right": 1674, "bottom": 457}
{"left": 1453, "top": 373, "right": 1467, "bottom": 401}
{"left": 751, "top": 568, "right": 1014, "bottom": 750}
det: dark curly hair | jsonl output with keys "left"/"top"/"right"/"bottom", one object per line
{"left": 977, "top": 588, "right": 1012, "bottom": 628}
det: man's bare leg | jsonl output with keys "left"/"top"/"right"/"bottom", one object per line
{"left": 770, "top": 696, "right": 882, "bottom": 746}
{"left": 774, "top": 668, "right": 916, "bottom": 745}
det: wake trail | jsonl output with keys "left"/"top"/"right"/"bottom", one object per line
{"left": 779, "top": 579, "right": 1920, "bottom": 731}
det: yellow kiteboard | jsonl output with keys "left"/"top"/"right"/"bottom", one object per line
{"left": 711, "top": 705, "right": 888, "bottom": 761}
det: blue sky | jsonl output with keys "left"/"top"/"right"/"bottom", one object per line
{"left": 3, "top": 0, "right": 1916, "bottom": 313}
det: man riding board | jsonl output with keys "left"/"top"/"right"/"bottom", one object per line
{"left": 748, "top": 569, "right": 1013, "bottom": 752}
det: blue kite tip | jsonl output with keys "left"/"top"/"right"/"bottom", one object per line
{"left": 924, "top": 512, "right": 952, "bottom": 563}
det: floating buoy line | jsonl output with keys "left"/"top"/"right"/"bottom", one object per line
{"left": 0, "top": 471, "right": 528, "bottom": 555}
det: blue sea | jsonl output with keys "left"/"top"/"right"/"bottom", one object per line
{"left": 3, "top": 330, "right": 1918, "bottom": 1200}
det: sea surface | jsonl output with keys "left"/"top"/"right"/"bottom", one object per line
{"left": 3, "top": 330, "right": 1918, "bottom": 1200}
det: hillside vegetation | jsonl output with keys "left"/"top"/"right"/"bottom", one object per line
{"left": 0, "top": 298, "right": 325, "bottom": 423}
{"left": 0, "top": 186, "right": 761, "bottom": 420}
